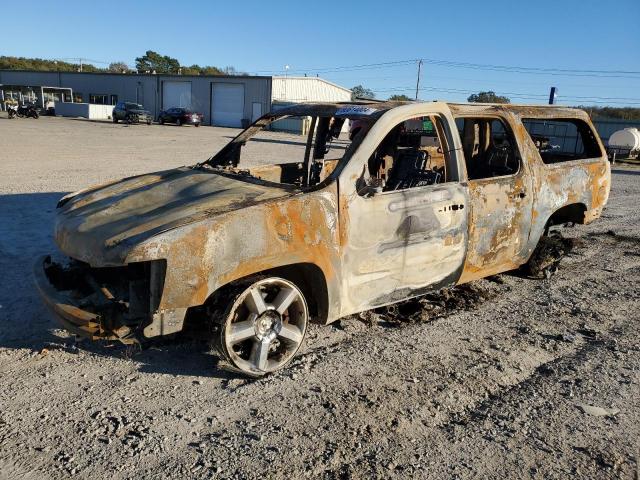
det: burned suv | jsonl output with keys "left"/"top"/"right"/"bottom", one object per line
{"left": 35, "top": 101, "right": 610, "bottom": 376}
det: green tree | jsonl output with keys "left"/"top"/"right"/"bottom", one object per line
{"left": 179, "top": 64, "right": 225, "bottom": 76}
{"left": 108, "top": 61, "right": 130, "bottom": 73}
{"left": 467, "top": 91, "right": 510, "bottom": 103}
{"left": 388, "top": 94, "right": 412, "bottom": 101}
{"left": 578, "top": 106, "right": 640, "bottom": 121}
{"left": 180, "top": 64, "right": 202, "bottom": 75}
{"left": 135, "top": 50, "right": 180, "bottom": 74}
{"left": 0, "top": 56, "right": 101, "bottom": 72}
{"left": 351, "top": 85, "right": 375, "bottom": 100}
{"left": 200, "top": 65, "right": 224, "bottom": 75}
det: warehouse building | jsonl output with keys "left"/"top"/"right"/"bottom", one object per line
{"left": 0, "top": 70, "right": 351, "bottom": 128}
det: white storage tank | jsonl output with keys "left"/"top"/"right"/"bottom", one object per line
{"left": 608, "top": 127, "right": 640, "bottom": 151}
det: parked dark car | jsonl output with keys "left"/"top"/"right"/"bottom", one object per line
{"left": 158, "top": 107, "right": 203, "bottom": 127}
{"left": 112, "top": 102, "right": 152, "bottom": 125}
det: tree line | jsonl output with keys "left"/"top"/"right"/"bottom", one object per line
{"left": 0, "top": 56, "right": 103, "bottom": 72}
{"left": 0, "top": 51, "right": 244, "bottom": 77}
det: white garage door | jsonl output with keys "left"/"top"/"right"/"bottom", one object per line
{"left": 163, "top": 81, "right": 191, "bottom": 109}
{"left": 211, "top": 83, "right": 244, "bottom": 127}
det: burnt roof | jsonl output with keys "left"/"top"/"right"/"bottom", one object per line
{"left": 269, "top": 100, "right": 587, "bottom": 120}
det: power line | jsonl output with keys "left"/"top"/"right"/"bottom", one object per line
{"left": 254, "top": 57, "right": 640, "bottom": 79}
{"left": 370, "top": 85, "right": 640, "bottom": 105}
{"left": 385, "top": 85, "right": 640, "bottom": 101}
{"left": 51, "top": 55, "right": 640, "bottom": 81}
{"left": 324, "top": 71, "right": 636, "bottom": 90}
{"left": 57, "top": 57, "right": 112, "bottom": 65}
{"left": 418, "top": 58, "right": 640, "bottom": 78}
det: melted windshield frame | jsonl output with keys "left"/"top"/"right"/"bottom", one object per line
{"left": 203, "top": 104, "right": 387, "bottom": 189}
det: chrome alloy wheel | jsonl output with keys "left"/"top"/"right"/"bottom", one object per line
{"left": 219, "top": 277, "right": 308, "bottom": 375}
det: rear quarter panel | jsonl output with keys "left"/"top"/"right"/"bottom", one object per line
{"left": 512, "top": 109, "right": 611, "bottom": 258}
{"left": 447, "top": 104, "right": 610, "bottom": 269}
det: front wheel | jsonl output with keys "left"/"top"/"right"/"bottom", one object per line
{"left": 176, "top": 118, "right": 182, "bottom": 126}
{"left": 212, "top": 277, "right": 308, "bottom": 376}
{"left": 194, "top": 123, "right": 200, "bottom": 127}
{"left": 112, "top": 115, "right": 118, "bottom": 123}
{"left": 31, "top": 111, "right": 39, "bottom": 119}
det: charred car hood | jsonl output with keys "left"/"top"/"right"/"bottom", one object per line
{"left": 54, "top": 167, "right": 294, "bottom": 265}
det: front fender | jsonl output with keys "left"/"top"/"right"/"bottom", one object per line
{"left": 126, "top": 187, "right": 343, "bottom": 321}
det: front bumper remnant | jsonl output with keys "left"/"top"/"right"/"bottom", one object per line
{"left": 33, "top": 255, "right": 145, "bottom": 344}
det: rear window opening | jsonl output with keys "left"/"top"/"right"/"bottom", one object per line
{"left": 455, "top": 117, "right": 520, "bottom": 180}
{"left": 522, "top": 118, "right": 602, "bottom": 164}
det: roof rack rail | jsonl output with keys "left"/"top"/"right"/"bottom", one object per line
{"left": 338, "top": 98, "right": 386, "bottom": 104}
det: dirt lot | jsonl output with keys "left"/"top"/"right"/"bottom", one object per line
{"left": 1, "top": 115, "right": 639, "bottom": 479}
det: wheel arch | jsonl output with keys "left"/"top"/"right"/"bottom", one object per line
{"left": 525, "top": 202, "right": 588, "bottom": 264}
{"left": 546, "top": 202, "right": 588, "bottom": 227}
{"left": 205, "top": 262, "right": 330, "bottom": 325}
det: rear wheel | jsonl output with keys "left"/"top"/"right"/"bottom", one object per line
{"left": 158, "top": 117, "right": 164, "bottom": 125}
{"left": 176, "top": 118, "right": 182, "bottom": 126}
{"left": 211, "top": 277, "right": 308, "bottom": 376}
{"left": 523, "top": 232, "right": 574, "bottom": 279}
{"left": 112, "top": 115, "right": 118, "bottom": 123}
{"left": 194, "top": 123, "right": 200, "bottom": 127}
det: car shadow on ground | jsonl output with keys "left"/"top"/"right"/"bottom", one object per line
{"left": 66, "top": 117, "right": 112, "bottom": 124}
{"left": 612, "top": 167, "right": 640, "bottom": 176}
{"left": 67, "top": 118, "right": 152, "bottom": 127}
{"left": 0, "top": 191, "right": 243, "bottom": 380}
{"left": 84, "top": 335, "right": 242, "bottom": 380}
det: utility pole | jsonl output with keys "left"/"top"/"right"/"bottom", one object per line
{"left": 79, "top": 58, "right": 83, "bottom": 73}
{"left": 548, "top": 86, "right": 557, "bottom": 105}
{"left": 415, "top": 59, "right": 423, "bottom": 100}
{"left": 284, "top": 65, "right": 290, "bottom": 101}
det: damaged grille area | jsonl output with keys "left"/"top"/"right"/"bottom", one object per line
{"left": 42, "top": 256, "right": 166, "bottom": 343}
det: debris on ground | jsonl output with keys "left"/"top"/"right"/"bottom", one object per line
{"left": 576, "top": 404, "right": 620, "bottom": 417}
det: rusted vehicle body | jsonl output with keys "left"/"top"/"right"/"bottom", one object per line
{"left": 35, "top": 101, "right": 610, "bottom": 375}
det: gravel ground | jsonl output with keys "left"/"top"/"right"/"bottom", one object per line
{"left": 1, "top": 115, "right": 639, "bottom": 479}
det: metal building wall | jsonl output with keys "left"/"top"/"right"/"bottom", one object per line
{"left": 0, "top": 70, "right": 272, "bottom": 126}
{"left": 209, "top": 76, "right": 271, "bottom": 125}
{"left": 0, "top": 70, "right": 157, "bottom": 115}
{"left": 0, "top": 70, "right": 61, "bottom": 87}
{"left": 159, "top": 75, "right": 271, "bottom": 126}
{"left": 271, "top": 77, "right": 351, "bottom": 103}
{"left": 593, "top": 118, "right": 640, "bottom": 145}
{"left": 269, "top": 77, "right": 352, "bottom": 134}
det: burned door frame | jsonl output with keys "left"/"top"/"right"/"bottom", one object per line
{"left": 336, "top": 103, "right": 468, "bottom": 316}
{"left": 456, "top": 112, "right": 534, "bottom": 283}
